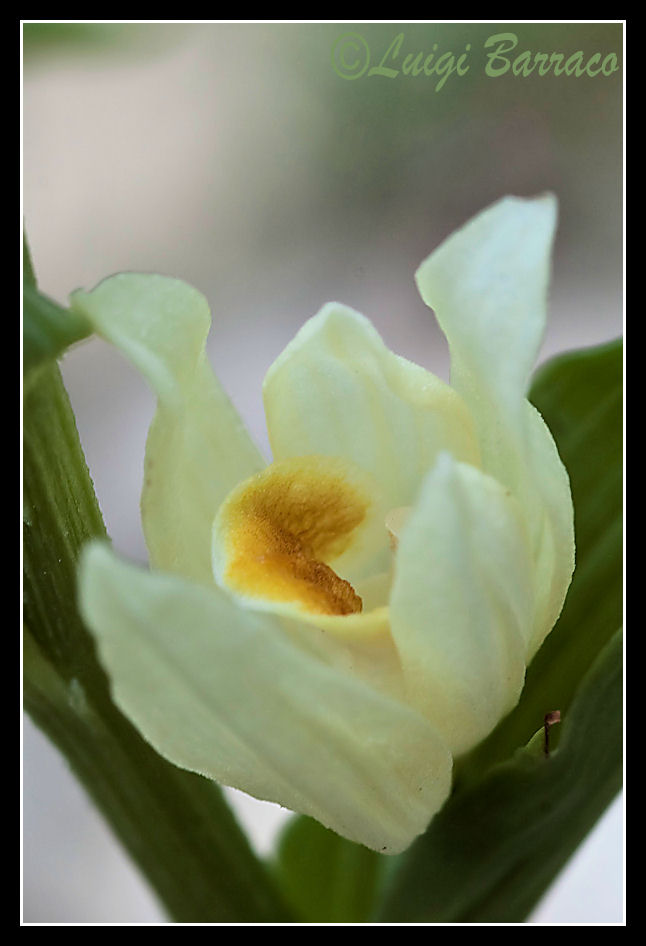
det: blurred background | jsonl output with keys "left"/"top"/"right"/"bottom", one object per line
{"left": 22, "top": 22, "right": 624, "bottom": 923}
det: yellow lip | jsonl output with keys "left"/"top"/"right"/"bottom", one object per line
{"left": 213, "top": 455, "right": 374, "bottom": 617}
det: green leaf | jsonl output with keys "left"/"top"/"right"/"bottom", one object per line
{"left": 273, "top": 815, "right": 386, "bottom": 923}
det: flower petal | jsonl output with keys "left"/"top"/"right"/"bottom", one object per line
{"left": 415, "top": 194, "right": 556, "bottom": 411}
{"left": 262, "top": 303, "right": 480, "bottom": 513}
{"left": 415, "top": 196, "right": 574, "bottom": 657}
{"left": 389, "top": 454, "right": 534, "bottom": 757}
{"left": 71, "top": 275, "right": 265, "bottom": 583}
{"left": 522, "top": 401, "right": 577, "bottom": 659}
{"left": 79, "top": 542, "right": 453, "bottom": 854}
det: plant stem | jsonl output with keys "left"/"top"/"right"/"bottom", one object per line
{"left": 23, "top": 363, "right": 291, "bottom": 923}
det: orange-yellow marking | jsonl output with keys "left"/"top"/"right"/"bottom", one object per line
{"left": 218, "top": 457, "right": 369, "bottom": 616}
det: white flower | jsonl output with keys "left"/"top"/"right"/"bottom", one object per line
{"left": 73, "top": 195, "right": 574, "bottom": 854}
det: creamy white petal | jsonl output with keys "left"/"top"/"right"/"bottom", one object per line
{"left": 79, "top": 543, "right": 453, "bottom": 854}
{"left": 389, "top": 455, "right": 534, "bottom": 757}
{"left": 415, "top": 195, "right": 556, "bottom": 413}
{"left": 415, "top": 196, "right": 574, "bottom": 657}
{"left": 262, "top": 303, "right": 480, "bottom": 514}
{"left": 522, "top": 401, "right": 576, "bottom": 658}
{"left": 71, "top": 275, "right": 265, "bottom": 583}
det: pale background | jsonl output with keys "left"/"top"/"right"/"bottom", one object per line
{"left": 22, "top": 22, "right": 624, "bottom": 924}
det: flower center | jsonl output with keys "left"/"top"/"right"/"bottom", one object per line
{"left": 212, "top": 456, "right": 376, "bottom": 616}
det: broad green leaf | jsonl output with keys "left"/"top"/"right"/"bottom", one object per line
{"left": 274, "top": 339, "right": 622, "bottom": 923}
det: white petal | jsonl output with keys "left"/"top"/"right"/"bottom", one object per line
{"left": 390, "top": 455, "right": 534, "bottom": 756}
{"left": 522, "top": 401, "right": 576, "bottom": 658}
{"left": 262, "top": 303, "right": 480, "bottom": 513}
{"left": 415, "top": 194, "right": 556, "bottom": 412}
{"left": 79, "top": 543, "right": 453, "bottom": 854}
{"left": 71, "top": 275, "right": 265, "bottom": 583}
{"left": 415, "top": 196, "right": 574, "bottom": 656}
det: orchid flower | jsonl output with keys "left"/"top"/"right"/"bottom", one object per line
{"left": 73, "top": 195, "right": 574, "bottom": 855}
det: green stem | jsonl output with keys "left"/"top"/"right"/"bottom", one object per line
{"left": 23, "top": 363, "right": 292, "bottom": 923}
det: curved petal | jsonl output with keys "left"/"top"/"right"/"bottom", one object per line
{"left": 415, "top": 196, "right": 574, "bottom": 657}
{"left": 522, "top": 401, "right": 576, "bottom": 658}
{"left": 415, "top": 194, "right": 556, "bottom": 413}
{"left": 71, "top": 274, "right": 265, "bottom": 583}
{"left": 389, "top": 455, "right": 534, "bottom": 757}
{"left": 262, "top": 303, "right": 480, "bottom": 513}
{"left": 79, "top": 543, "right": 453, "bottom": 854}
